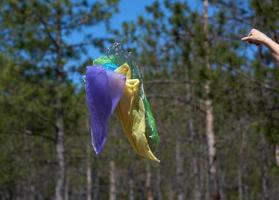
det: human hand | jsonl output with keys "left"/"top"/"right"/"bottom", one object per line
{"left": 241, "top": 28, "right": 269, "bottom": 45}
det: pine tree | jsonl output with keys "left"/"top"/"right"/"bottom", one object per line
{"left": 0, "top": 1, "right": 119, "bottom": 199}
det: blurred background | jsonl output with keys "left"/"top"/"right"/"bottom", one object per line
{"left": 0, "top": 0, "right": 278, "bottom": 199}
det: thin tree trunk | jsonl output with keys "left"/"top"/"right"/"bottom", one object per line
{"left": 64, "top": 176, "right": 69, "bottom": 200}
{"left": 203, "top": 1, "right": 220, "bottom": 199}
{"left": 156, "top": 168, "right": 162, "bottom": 200}
{"left": 261, "top": 136, "right": 270, "bottom": 200}
{"left": 185, "top": 75, "right": 201, "bottom": 200}
{"left": 176, "top": 142, "right": 185, "bottom": 200}
{"left": 145, "top": 164, "right": 153, "bottom": 200}
{"left": 244, "top": 185, "right": 249, "bottom": 200}
{"left": 202, "top": 150, "right": 210, "bottom": 200}
{"left": 204, "top": 79, "right": 219, "bottom": 200}
{"left": 238, "top": 155, "right": 244, "bottom": 200}
{"left": 238, "top": 127, "right": 245, "bottom": 200}
{"left": 219, "top": 173, "right": 227, "bottom": 200}
{"left": 23, "top": 130, "right": 35, "bottom": 200}
{"left": 93, "top": 171, "right": 99, "bottom": 200}
{"left": 54, "top": 3, "right": 65, "bottom": 199}
{"left": 192, "top": 157, "right": 201, "bottom": 200}
{"left": 55, "top": 102, "right": 65, "bottom": 200}
{"left": 55, "top": 98, "right": 65, "bottom": 200}
{"left": 168, "top": 189, "right": 174, "bottom": 200}
{"left": 109, "top": 161, "right": 116, "bottom": 200}
{"left": 275, "top": 144, "right": 279, "bottom": 166}
{"left": 86, "top": 142, "right": 92, "bottom": 200}
{"left": 29, "top": 185, "right": 35, "bottom": 200}
{"left": 128, "top": 170, "right": 134, "bottom": 200}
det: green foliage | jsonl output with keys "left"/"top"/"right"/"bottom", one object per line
{"left": 0, "top": 0, "right": 120, "bottom": 198}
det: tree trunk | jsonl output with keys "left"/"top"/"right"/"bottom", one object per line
{"left": 238, "top": 155, "right": 244, "bottom": 200}
{"left": 109, "top": 161, "right": 116, "bottom": 200}
{"left": 29, "top": 185, "right": 35, "bottom": 200}
{"left": 238, "top": 127, "right": 245, "bottom": 200}
{"left": 202, "top": 151, "right": 210, "bottom": 200}
{"left": 23, "top": 130, "right": 35, "bottom": 200}
{"left": 261, "top": 136, "right": 270, "bottom": 200}
{"left": 204, "top": 84, "right": 219, "bottom": 200}
{"left": 64, "top": 176, "right": 69, "bottom": 200}
{"left": 203, "top": 1, "right": 220, "bottom": 200}
{"left": 55, "top": 102, "right": 65, "bottom": 200}
{"left": 128, "top": 170, "right": 134, "bottom": 200}
{"left": 86, "top": 142, "right": 92, "bottom": 200}
{"left": 156, "top": 168, "right": 162, "bottom": 200}
{"left": 54, "top": 3, "right": 66, "bottom": 199}
{"left": 192, "top": 157, "right": 202, "bottom": 200}
{"left": 93, "top": 171, "right": 100, "bottom": 200}
{"left": 176, "top": 142, "right": 185, "bottom": 200}
{"left": 168, "top": 189, "right": 174, "bottom": 200}
{"left": 146, "top": 164, "right": 153, "bottom": 200}
{"left": 185, "top": 75, "right": 201, "bottom": 200}
{"left": 275, "top": 144, "right": 279, "bottom": 166}
{"left": 219, "top": 173, "right": 227, "bottom": 200}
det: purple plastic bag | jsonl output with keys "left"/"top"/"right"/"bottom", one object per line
{"left": 85, "top": 66, "right": 125, "bottom": 154}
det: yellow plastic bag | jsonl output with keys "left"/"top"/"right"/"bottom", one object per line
{"left": 115, "top": 64, "right": 159, "bottom": 162}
